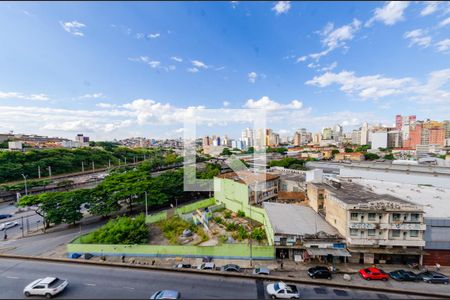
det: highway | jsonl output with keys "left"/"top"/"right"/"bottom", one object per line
{"left": 0, "top": 258, "right": 427, "bottom": 299}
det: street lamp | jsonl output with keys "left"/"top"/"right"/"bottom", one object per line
{"left": 21, "top": 174, "right": 28, "bottom": 196}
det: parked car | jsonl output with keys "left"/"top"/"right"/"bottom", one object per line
{"left": 174, "top": 263, "right": 191, "bottom": 269}
{"left": 266, "top": 282, "right": 300, "bottom": 299}
{"left": 197, "top": 262, "right": 215, "bottom": 270}
{"left": 0, "top": 221, "right": 18, "bottom": 231}
{"left": 253, "top": 267, "right": 270, "bottom": 275}
{"left": 417, "top": 271, "right": 449, "bottom": 284}
{"left": 389, "top": 270, "right": 419, "bottom": 281}
{"left": 359, "top": 267, "right": 389, "bottom": 281}
{"left": 150, "top": 290, "right": 181, "bottom": 299}
{"left": 221, "top": 264, "right": 241, "bottom": 272}
{"left": 23, "top": 277, "right": 68, "bottom": 298}
{"left": 308, "top": 266, "right": 332, "bottom": 279}
{"left": 0, "top": 214, "right": 12, "bottom": 220}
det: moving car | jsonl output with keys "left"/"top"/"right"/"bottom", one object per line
{"left": 389, "top": 270, "right": 419, "bottom": 281}
{"left": 0, "top": 214, "right": 12, "bottom": 220}
{"left": 174, "top": 263, "right": 191, "bottom": 269}
{"left": 359, "top": 267, "right": 389, "bottom": 281}
{"left": 0, "top": 221, "right": 18, "bottom": 231}
{"left": 220, "top": 264, "right": 241, "bottom": 272}
{"left": 266, "top": 282, "right": 300, "bottom": 299}
{"left": 307, "top": 266, "right": 332, "bottom": 279}
{"left": 197, "top": 262, "right": 215, "bottom": 270}
{"left": 23, "top": 277, "right": 68, "bottom": 298}
{"left": 417, "top": 271, "right": 449, "bottom": 284}
{"left": 150, "top": 290, "right": 181, "bottom": 299}
{"left": 253, "top": 267, "right": 270, "bottom": 275}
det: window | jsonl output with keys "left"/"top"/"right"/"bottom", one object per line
{"left": 392, "top": 213, "right": 401, "bottom": 221}
{"left": 410, "top": 230, "right": 419, "bottom": 237}
{"left": 350, "top": 228, "right": 358, "bottom": 236}
{"left": 392, "top": 230, "right": 401, "bottom": 237}
{"left": 411, "top": 214, "right": 420, "bottom": 222}
{"left": 368, "top": 213, "right": 376, "bottom": 221}
{"left": 368, "top": 229, "right": 376, "bottom": 236}
{"left": 351, "top": 213, "right": 358, "bottom": 221}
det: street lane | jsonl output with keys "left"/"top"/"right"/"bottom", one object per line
{"left": 0, "top": 258, "right": 428, "bottom": 299}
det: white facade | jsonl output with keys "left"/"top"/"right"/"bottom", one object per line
{"left": 371, "top": 132, "right": 388, "bottom": 150}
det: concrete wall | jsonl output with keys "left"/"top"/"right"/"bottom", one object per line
{"left": 323, "top": 193, "right": 348, "bottom": 237}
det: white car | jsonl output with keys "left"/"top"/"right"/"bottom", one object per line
{"left": 197, "top": 262, "right": 215, "bottom": 270}
{"left": 23, "top": 277, "right": 68, "bottom": 298}
{"left": 266, "top": 282, "right": 300, "bottom": 299}
{"left": 0, "top": 221, "right": 18, "bottom": 231}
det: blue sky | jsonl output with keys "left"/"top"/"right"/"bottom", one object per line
{"left": 0, "top": 1, "right": 449, "bottom": 140}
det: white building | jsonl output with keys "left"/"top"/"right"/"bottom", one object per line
{"left": 371, "top": 132, "right": 388, "bottom": 150}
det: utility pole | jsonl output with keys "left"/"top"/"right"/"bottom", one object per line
{"left": 124, "top": 157, "right": 127, "bottom": 164}
{"left": 38, "top": 166, "right": 41, "bottom": 179}
{"left": 21, "top": 174, "right": 28, "bottom": 196}
{"left": 21, "top": 216, "right": 24, "bottom": 238}
{"left": 144, "top": 154, "right": 146, "bottom": 160}
{"left": 81, "top": 161, "right": 85, "bottom": 172}
{"left": 92, "top": 161, "right": 95, "bottom": 171}
{"left": 48, "top": 166, "right": 52, "bottom": 178}
{"left": 108, "top": 160, "right": 111, "bottom": 168}
{"left": 133, "top": 156, "right": 136, "bottom": 164}
{"left": 249, "top": 185, "right": 256, "bottom": 267}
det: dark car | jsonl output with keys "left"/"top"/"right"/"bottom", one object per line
{"left": 174, "top": 263, "right": 192, "bottom": 269}
{"left": 417, "top": 271, "right": 449, "bottom": 284}
{"left": 0, "top": 214, "right": 12, "bottom": 220}
{"left": 308, "top": 266, "right": 332, "bottom": 279}
{"left": 221, "top": 264, "right": 241, "bottom": 272}
{"left": 389, "top": 270, "right": 419, "bottom": 281}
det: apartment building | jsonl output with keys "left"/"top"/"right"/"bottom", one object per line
{"left": 334, "top": 152, "right": 365, "bottom": 162}
{"left": 307, "top": 178, "right": 425, "bottom": 265}
{"left": 214, "top": 171, "right": 279, "bottom": 206}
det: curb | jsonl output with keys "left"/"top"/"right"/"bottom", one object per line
{"left": 1, "top": 254, "right": 449, "bottom": 298}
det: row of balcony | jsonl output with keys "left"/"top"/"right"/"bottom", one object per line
{"left": 348, "top": 222, "right": 426, "bottom": 230}
{"left": 347, "top": 237, "right": 425, "bottom": 247}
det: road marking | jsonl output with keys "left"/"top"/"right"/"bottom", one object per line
{"left": 123, "top": 286, "right": 135, "bottom": 290}
{"left": 6, "top": 276, "right": 19, "bottom": 279}
{"left": 85, "top": 283, "right": 96, "bottom": 286}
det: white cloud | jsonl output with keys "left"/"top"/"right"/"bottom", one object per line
{"left": 248, "top": 72, "right": 258, "bottom": 83}
{"left": 306, "top": 70, "right": 414, "bottom": 100}
{"left": 170, "top": 56, "right": 183, "bottom": 62}
{"left": 365, "top": 1, "right": 410, "bottom": 27}
{"left": 187, "top": 67, "right": 199, "bottom": 73}
{"left": 306, "top": 68, "right": 450, "bottom": 103}
{"left": 420, "top": 1, "right": 441, "bottom": 16}
{"left": 135, "top": 33, "right": 145, "bottom": 39}
{"left": 0, "top": 91, "right": 49, "bottom": 101}
{"left": 403, "top": 29, "right": 432, "bottom": 48}
{"left": 223, "top": 101, "right": 230, "bottom": 107}
{"left": 320, "top": 61, "right": 338, "bottom": 72}
{"left": 435, "top": 39, "right": 450, "bottom": 53}
{"left": 439, "top": 16, "right": 450, "bottom": 27}
{"left": 296, "top": 56, "right": 307, "bottom": 63}
{"left": 191, "top": 60, "right": 208, "bottom": 69}
{"left": 306, "top": 19, "right": 361, "bottom": 62}
{"left": 243, "top": 96, "right": 303, "bottom": 110}
{"left": 96, "top": 102, "right": 117, "bottom": 109}
{"left": 147, "top": 33, "right": 160, "bottom": 39}
{"left": 59, "top": 20, "right": 86, "bottom": 37}
{"left": 129, "top": 56, "right": 175, "bottom": 71}
{"left": 272, "top": 1, "right": 291, "bottom": 15}
{"left": 80, "top": 93, "right": 105, "bottom": 99}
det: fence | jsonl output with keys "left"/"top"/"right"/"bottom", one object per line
{"left": 67, "top": 243, "right": 274, "bottom": 260}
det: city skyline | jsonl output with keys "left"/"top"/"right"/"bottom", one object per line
{"left": 0, "top": 2, "right": 450, "bottom": 140}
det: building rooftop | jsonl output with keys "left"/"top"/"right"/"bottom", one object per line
{"left": 311, "top": 180, "right": 414, "bottom": 206}
{"left": 216, "top": 171, "right": 279, "bottom": 185}
{"left": 263, "top": 202, "right": 340, "bottom": 237}
{"left": 351, "top": 178, "right": 450, "bottom": 219}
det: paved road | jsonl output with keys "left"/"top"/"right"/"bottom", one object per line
{"left": 0, "top": 258, "right": 427, "bottom": 299}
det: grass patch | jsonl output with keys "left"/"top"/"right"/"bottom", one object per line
{"left": 158, "top": 216, "right": 208, "bottom": 245}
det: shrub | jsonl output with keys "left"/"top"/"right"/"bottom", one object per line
{"left": 225, "top": 222, "right": 237, "bottom": 231}
{"left": 213, "top": 216, "right": 223, "bottom": 224}
{"left": 251, "top": 227, "right": 266, "bottom": 242}
{"left": 237, "top": 210, "right": 245, "bottom": 218}
{"left": 79, "top": 214, "right": 148, "bottom": 245}
{"left": 236, "top": 225, "right": 249, "bottom": 240}
{"left": 224, "top": 210, "right": 232, "bottom": 219}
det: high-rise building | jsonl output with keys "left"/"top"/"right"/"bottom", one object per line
{"left": 351, "top": 129, "right": 361, "bottom": 145}
{"left": 322, "top": 127, "right": 333, "bottom": 140}
{"left": 202, "top": 136, "right": 210, "bottom": 147}
{"left": 360, "top": 122, "right": 369, "bottom": 145}
{"left": 293, "top": 131, "right": 301, "bottom": 147}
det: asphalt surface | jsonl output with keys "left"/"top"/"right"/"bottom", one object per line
{"left": 0, "top": 258, "right": 428, "bottom": 299}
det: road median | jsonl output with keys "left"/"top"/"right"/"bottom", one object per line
{"left": 0, "top": 253, "right": 449, "bottom": 298}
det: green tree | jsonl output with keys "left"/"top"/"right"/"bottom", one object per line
{"left": 384, "top": 154, "right": 394, "bottom": 160}
{"left": 364, "top": 153, "right": 380, "bottom": 160}
{"left": 344, "top": 148, "right": 354, "bottom": 153}
{"left": 221, "top": 148, "right": 232, "bottom": 156}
